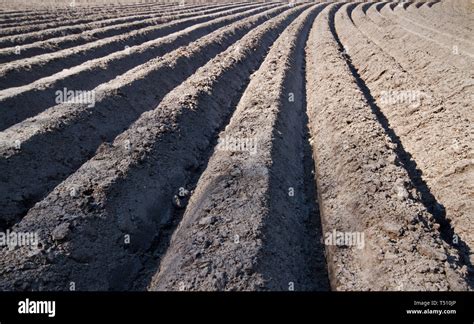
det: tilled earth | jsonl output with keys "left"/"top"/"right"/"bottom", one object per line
{"left": 0, "top": 0, "right": 472, "bottom": 291}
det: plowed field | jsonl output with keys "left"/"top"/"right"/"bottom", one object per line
{"left": 0, "top": 0, "right": 472, "bottom": 291}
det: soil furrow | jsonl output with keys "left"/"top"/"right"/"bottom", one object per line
{"left": 0, "top": 2, "right": 173, "bottom": 21}
{"left": 0, "top": 3, "right": 280, "bottom": 131}
{"left": 390, "top": 5, "right": 474, "bottom": 56}
{"left": 374, "top": 4, "right": 474, "bottom": 65}
{"left": 0, "top": 3, "right": 202, "bottom": 28}
{"left": 0, "top": 3, "right": 291, "bottom": 232}
{"left": 421, "top": 1, "right": 472, "bottom": 26}
{"left": 0, "top": 6, "right": 170, "bottom": 30}
{"left": 404, "top": 3, "right": 473, "bottom": 40}
{"left": 305, "top": 3, "right": 468, "bottom": 291}
{"left": 0, "top": 3, "right": 266, "bottom": 90}
{"left": 0, "top": 0, "right": 470, "bottom": 294}
{"left": 336, "top": 2, "right": 474, "bottom": 285}
{"left": 0, "top": 2, "right": 180, "bottom": 31}
{"left": 352, "top": 5, "right": 473, "bottom": 110}
{"left": 0, "top": 2, "right": 250, "bottom": 51}
{"left": 0, "top": 2, "right": 198, "bottom": 36}
{"left": 150, "top": 3, "right": 328, "bottom": 291}
{"left": 437, "top": 0, "right": 473, "bottom": 20}
{"left": 0, "top": 8, "right": 228, "bottom": 61}
{"left": 0, "top": 4, "right": 308, "bottom": 291}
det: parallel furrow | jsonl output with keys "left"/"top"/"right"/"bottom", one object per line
{"left": 356, "top": 4, "right": 474, "bottom": 98}
{"left": 0, "top": 3, "right": 310, "bottom": 291}
{"left": 376, "top": 4, "right": 474, "bottom": 63}
{"left": 0, "top": 3, "right": 289, "bottom": 232}
{"left": 0, "top": 2, "right": 247, "bottom": 49}
{"left": 0, "top": 2, "right": 175, "bottom": 28}
{"left": 436, "top": 0, "right": 473, "bottom": 20}
{"left": 405, "top": 3, "right": 473, "bottom": 40}
{"left": 390, "top": 5, "right": 474, "bottom": 57}
{"left": 0, "top": 2, "right": 258, "bottom": 62}
{"left": 0, "top": 3, "right": 208, "bottom": 42}
{"left": 0, "top": 3, "right": 180, "bottom": 27}
{"left": 0, "top": 3, "right": 279, "bottom": 130}
{"left": 0, "top": 2, "right": 172, "bottom": 20}
{"left": 150, "top": 3, "right": 329, "bottom": 292}
{"left": 0, "top": 3, "right": 267, "bottom": 90}
{"left": 337, "top": 3, "right": 474, "bottom": 282}
{"left": 305, "top": 3, "right": 468, "bottom": 291}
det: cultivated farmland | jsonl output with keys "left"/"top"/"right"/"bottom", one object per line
{"left": 0, "top": 0, "right": 472, "bottom": 291}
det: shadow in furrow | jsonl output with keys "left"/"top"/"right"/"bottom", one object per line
{"left": 361, "top": 2, "right": 375, "bottom": 14}
{"left": 328, "top": 5, "right": 473, "bottom": 288}
{"left": 300, "top": 75, "right": 331, "bottom": 291}
{"left": 428, "top": 1, "right": 441, "bottom": 8}
{"left": 129, "top": 7, "right": 313, "bottom": 289}
{"left": 262, "top": 6, "right": 329, "bottom": 291}
{"left": 131, "top": 74, "right": 251, "bottom": 290}
{"left": 0, "top": 7, "right": 287, "bottom": 232}
{"left": 375, "top": 2, "right": 389, "bottom": 12}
